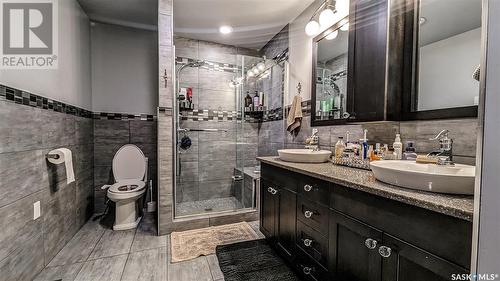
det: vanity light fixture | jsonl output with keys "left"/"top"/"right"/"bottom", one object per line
{"left": 257, "top": 62, "right": 266, "bottom": 71}
{"left": 305, "top": 20, "right": 320, "bottom": 36}
{"left": 305, "top": 0, "right": 350, "bottom": 36}
{"left": 319, "top": 8, "right": 336, "bottom": 27}
{"left": 219, "top": 25, "right": 233, "bottom": 34}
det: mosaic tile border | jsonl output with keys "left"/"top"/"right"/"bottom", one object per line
{"left": 179, "top": 107, "right": 284, "bottom": 123}
{"left": 175, "top": 57, "right": 239, "bottom": 74}
{"left": 1, "top": 84, "right": 158, "bottom": 121}
{"left": 92, "top": 112, "right": 155, "bottom": 121}
{"left": 0, "top": 84, "right": 93, "bottom": 118}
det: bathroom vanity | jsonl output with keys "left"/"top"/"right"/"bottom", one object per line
{"left": 258, "top": 157, "right": 473, "bottom": 281}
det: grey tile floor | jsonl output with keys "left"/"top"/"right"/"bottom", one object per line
{"left": 34, "top": 215, "right": 264, "bottom": 281}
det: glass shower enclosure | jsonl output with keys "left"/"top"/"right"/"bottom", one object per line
{"left": 173, "top": 54, "right": 260, "bottom": 218}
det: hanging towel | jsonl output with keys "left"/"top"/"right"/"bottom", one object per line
{"left": 287, "top": 95, "right": 303, "bottom": 134}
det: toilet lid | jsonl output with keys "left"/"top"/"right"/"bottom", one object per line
{"left": 109, "top": 180, "right": 146, "bottom": 193}
{"left": 112, "top": 144, "right": 146, "bottom": 181}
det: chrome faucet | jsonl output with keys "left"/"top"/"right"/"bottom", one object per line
{"left": 305, "top": 129, "right": 320, "bottom": 151}
{"left": 427, "top": 129, "right": 454, "bottom": 165}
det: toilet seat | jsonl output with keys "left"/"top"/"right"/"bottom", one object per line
{"left": 108, "top": 179, "right": 146, "bottom": 194}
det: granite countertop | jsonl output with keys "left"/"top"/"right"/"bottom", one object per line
{"left": 257, "top": 156, "right": 474, "bottom": 221}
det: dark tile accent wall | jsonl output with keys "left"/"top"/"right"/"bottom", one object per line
{"left": 0, "top": 100, "right": 94, "bottom": 280}
{"left": 93, "top": 119, "right": 158, "bottom": 212}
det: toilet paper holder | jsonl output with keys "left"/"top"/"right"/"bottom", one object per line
{"left": 46, "top": 153, "right": 60, "bottom": 160}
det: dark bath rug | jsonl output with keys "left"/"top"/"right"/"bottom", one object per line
{"left": 216, "top": 239, "right": 302, "bottom": 281}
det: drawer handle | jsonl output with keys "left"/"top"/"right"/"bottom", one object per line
{"left": 304, "top": 184, "right": 313, "bottom": 192}
{"left": 364, "top": 238, "right": 378, "bottom": 249}
{"left": 304, "top": 210, "right": 314, "bottom": 218}
{"left": 378, "top": 246, "right": 392, "bottom": 258}
{"left": 303, "top": 238, "right": 313, "bottom": 247}
{"left": 267, "top": 187, "right": 278, "bottom": 195}
{"left": 303, "top": 266, "right": 312, "bottom": 275}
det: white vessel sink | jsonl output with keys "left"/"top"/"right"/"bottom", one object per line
{"left": 278, "top": 149, "right": 331, "bottom": 163}
{"left": 370, "top": 160, "right": 475, "bottom": 195}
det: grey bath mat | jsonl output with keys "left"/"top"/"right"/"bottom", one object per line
{"left": 216, "top": 239, "right": 302, "bottom": 281}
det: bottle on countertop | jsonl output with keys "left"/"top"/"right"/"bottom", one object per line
{"left": 403, "top": 141, "right": 418, "bottom": 161}
{"left": 334, "top": 137, "right": 346, "bottom": 161}
{"left": 393, "top": 133, "right": 403, "bottom": 160}
{"left": 360, "top": 129, "right": 369, "bottom": 160}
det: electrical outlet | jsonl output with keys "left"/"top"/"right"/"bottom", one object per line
{"left": 33, "top": 201, "right": 41, "bottom": 220}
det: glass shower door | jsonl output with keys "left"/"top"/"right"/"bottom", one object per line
{"left": 173, "top": 53, "right": 257, "bottom": 218}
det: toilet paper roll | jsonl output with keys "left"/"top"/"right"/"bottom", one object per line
{"left": 47, "top": 148, "right": 75, "bottom": 184}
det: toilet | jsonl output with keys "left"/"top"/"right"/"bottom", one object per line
{"left": 105, "top": 144, "right": 148, "bottom": 230}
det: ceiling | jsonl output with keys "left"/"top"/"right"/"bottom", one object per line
{"left": 420, "top": 0, "right": 481, "bottom": 46}
{"left": 173, "top": 0, "right": 315, "bottom": 50}
{"left": 78, "top": 0, "right": 158, "bottom": 30}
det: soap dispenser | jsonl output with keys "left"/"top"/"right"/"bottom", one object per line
{"left": 403, "top": 141, "right": 418, "bottom": 161}
{"left": 393, "top": 134, "right": 403, "bottom": 160}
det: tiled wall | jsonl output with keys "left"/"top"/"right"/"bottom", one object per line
{"left": 0, "top": 97, "right": 94, "bottom": 280}
{"left": 257, "top": 115, "right": 479, "bottom": 165}
{"left": 174, "top": 36, "right": 260, "bottom": 204}
{"left": 93, "top": 119, "right": 157, "bottom": 212}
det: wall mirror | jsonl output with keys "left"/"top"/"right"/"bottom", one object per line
{"left": 311, "top": 17, "right": 349, "bottom": 126}
{"left": 403, "top": 0, "right": 481, "bottom": 119}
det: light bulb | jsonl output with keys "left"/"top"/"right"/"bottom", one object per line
{"left": 257, "top": 62, "right": 266, "bottom": 71}
{"left": 340, "top": 22, "right": 349, "bottom": 31}
{"left": 319, "top": 8, "right": 336, "bottom": 28}
{"left": 336, "top": 0, "right": 349, "bottom": 17}
{"left": 305, "top": 20, "right": 320, "bottom": 36}
{"left": 251, "top": 67, "right": 259, "bottom": 75}
{"left": 219, "top": 25, "right": 233, "bottom": 34}
{"left": 326, "top": 30, "right": 338, "bottom": 40}
{"left": 247, "top": 70, "right": 254, "bottom": 77}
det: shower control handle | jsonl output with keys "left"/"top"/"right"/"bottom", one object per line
{"left": 304, "top": 210, "right": 314, "bottom": 218}
{"left": 304, "top": 184, "right": 313, "bottom": 192}
{"left": 303, "top": 238, "right": 313, "bottom": 247}
{"left": 303, "top": 266, "right": 312, "bottom": 275}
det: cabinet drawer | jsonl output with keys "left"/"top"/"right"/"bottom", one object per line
{"left": 295, "top": 248, "right": 329, "bottom": 281}
{"left": 261, "top": 163, "right": 297, "bottom": 192}
{"left": 297, "top": 221, "right": 328, "bottom": 268}
{"left": 298, "top": 176, "right": 330, "bottom": 207}
{"left": 297, "top": 196, "right": 329, "bottom": 236}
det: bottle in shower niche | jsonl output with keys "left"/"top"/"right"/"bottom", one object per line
{"left": 334, "top": 137, "right": 346, "bottom": 161}
{"left": 244, "top": 91, "right": 252, "bottom": 108}
{"left": 253, "top": 91, "right": 260, "bottom": 109}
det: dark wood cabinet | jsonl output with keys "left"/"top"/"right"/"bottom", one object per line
{"left": 276, "top": 187, "right": 297, "bottom": 260}
{"left": 260, "top": 179, "right": 277, "bottom": 239}
{"left": 381, "top": 234, "right": 468, "bottom": 281}
{"left": 260, "top": 163, "right": 471, "bottom": 281}
{"left": 347, "top": 0, "right": 389, "bottom": 122}
{"left": 329, "top": 210, "right": 383, "bottom": 281}
{"left": 260, "top": 174, "right": 297, "bottom": 262}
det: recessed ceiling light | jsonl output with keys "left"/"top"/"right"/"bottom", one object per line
{"left": 219, "top": 25, "right": 233, "bottom": 34}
